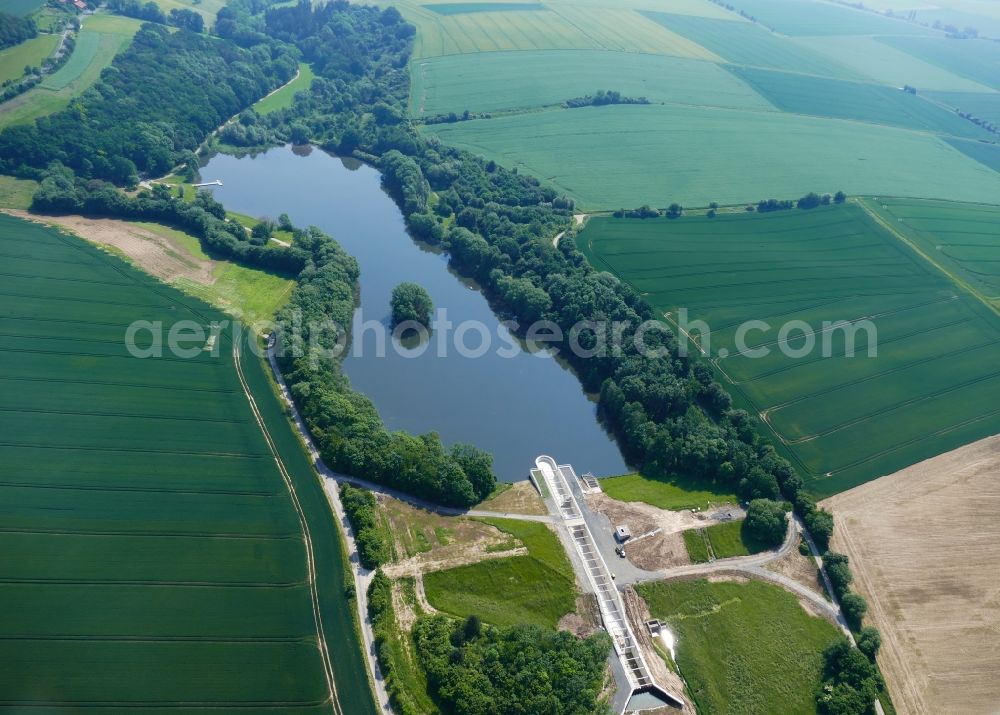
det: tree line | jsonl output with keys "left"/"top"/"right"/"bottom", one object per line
{"left": 340, "top": 483, "right": 390, "bottom": 569}
{"left": 0, "top": 12, "right": 36, "bottom": 50}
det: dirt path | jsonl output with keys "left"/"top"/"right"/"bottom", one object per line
{"left": 264, "top": 344, "right": 390, "bottom": 713}
{"left": 232, "top": 341, "right": 341, "bottom": 714}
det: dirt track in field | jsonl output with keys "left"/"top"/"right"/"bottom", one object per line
{"left": 822, "top": 434, "right": 1000, "bottom": 715}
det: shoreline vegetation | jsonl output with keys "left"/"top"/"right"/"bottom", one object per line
{"left": 0, "top": 0, "right": 899, "bottom": 712}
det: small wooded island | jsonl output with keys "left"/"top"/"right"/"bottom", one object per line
{"left": 390, "top": 281, "right": 433, "bottom": 329}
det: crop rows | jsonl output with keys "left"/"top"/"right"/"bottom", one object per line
{"left": 0, "top": 215, "right": 373, "bottom": 712}
{"left": 577, "top": 203, "right": 1000, "bottom": 495}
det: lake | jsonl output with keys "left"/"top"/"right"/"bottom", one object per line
{"left": 203, "top": 144, "right": 626, "bottom": 481}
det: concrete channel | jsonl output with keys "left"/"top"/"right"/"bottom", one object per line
{"left": 532, "top": 456, "right": 684, "bottom": 714}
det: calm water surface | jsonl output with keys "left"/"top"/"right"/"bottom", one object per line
{"left": 203, "top": 145, "right": 626, "bottom": 481}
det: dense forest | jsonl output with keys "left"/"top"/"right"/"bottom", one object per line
{"left": 0, "top": 23, "right": 296, "bottom": 183}
{"left": 414, "top": 614, "right": 611, "bottom": 715}
{"left": 0, "top": 12, "right": 36, "bottom": 50}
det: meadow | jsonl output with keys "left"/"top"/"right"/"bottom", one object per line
{"left": 684, "top": 520, "right": 767, "bottom": 562}
{"left": 254, "top": 62, "right": 316, "bottom": 115}
{"left": 140, "top": 221, "right": 295, "bottom": 321}
{"left": 600, "top": 471, "right": 738, "bottom": 511}
{"left": 729, "top": 65, "right": 994, "bottom": 139}
{"left": 0, "top": 175, "right": 37, "bottom": 209}
{"left": 411, "top": 50, "right": 771, "bottom": 116}
{"left": 577, "top": 204, "right": 1000, "bottom": 496}
{"left": 0, "top": 15, "right": 141, "bottom": 129}
{"left": 0, "top": 33, "right": 58, "bottom": 84}
{"left": 424, "top": 103, "right": 1000, "bottom": 208}
{"left": 638, "top": 579, "right": 842, "bottom": 714}
{"left": 0, "top": 214, "right": 374, "bottom": 713}
{"left": 422, "top": 518, "right": 575, "bottom": 628}
{"left": 143, "top": 0, "right": 229, "bottom": 23}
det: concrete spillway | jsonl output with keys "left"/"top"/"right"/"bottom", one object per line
{"left": 532, "top": 456, "right": 684, "bottom": 713}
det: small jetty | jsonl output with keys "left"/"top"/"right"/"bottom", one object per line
{"left": 193, "top": 179, "right": 223, "bottom": 187}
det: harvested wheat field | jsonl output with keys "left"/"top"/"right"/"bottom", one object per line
{"left": 822, "top": 434, "right": 1000, "bottom": 715}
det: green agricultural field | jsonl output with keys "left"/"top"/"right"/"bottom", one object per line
{"left": 423, "top": 518, "right": 575, "bottom": 628}
{"left": 395, "top": 0, "right": 718, "bottom": 60}
{"left": 601, "top": 472, "right": 738, "bottom": 511}
{"left": 729, "top": 65, "right": 993, "bottom": 139}
{"left": 426, "top": 2, "right": 546, "bottom": 14}
{"left": 0, "top": 214, "right": 375, "bottom": 714}
{"left": 861, "top": 197, "right": 1000, "bottom": 302}
{"left": 0, "top": 16, "right": 141, "bottom": 129}
{"left": 0, "top": 33, "right": 58, "bottom": 84}
{"left": 423, "top": 103, "right": 1000, "bottom": 209}
{"left": 803, "top": 35, "right": 994, "bottom": 92}
{"left": 881, "top": 35, "right": 1000, "bottom": 92}
{"left": 717, "top": 0, "right": 933, "bottom": 35}
{"left": 577, "top": 204, "right": 1000, "bottom": 496}
{"left": 254, "top": 62, "right": 316, "bottom": 114}
{"left": 411, "top": 50, "right": 772, "bottom": 116}
{"left": 928, "top": 90, "right": 1000, "bottom": 127}
{"left": 945, "top": 137, "right": 1000, "bottom": 173}
{"left": 642, "top": 12, "right": 860, "bottom": 78}
{"left": 638, "top": 579, "right": 842, "bottom": 714}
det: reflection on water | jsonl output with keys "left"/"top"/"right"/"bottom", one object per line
{"left": 203, "top": 145, "right": 627, "bottom": 481}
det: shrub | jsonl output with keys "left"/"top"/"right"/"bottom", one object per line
{"left": 824, "top": 551, "right": 853, "bottom": 599}
{"left": 856, "top": 627, "right": 881, "bottom": 661}
{"left": 841, "top": 593, "right": 868, "bottom": 631}
{"left": 744, "top": 498, "right": 787, "bottom": 547}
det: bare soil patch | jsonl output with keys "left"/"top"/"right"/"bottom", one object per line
{"left": 764, "top": 539, "right": 826, "bottom": 601}
{"left": 587, "top": 492, "right": 738, "bottom": 570}
{"left": 479, "top": 480, "right": 547, "bottom": 515}
{"left": 6, "top": 210, "right": 215, "bottom": 285}
{"left": 379, "top": 495, "right": 521, "bottom": 572}
{"left": 822, "top": 434, "right": 1000, "bottom": 715}
{"left": 558, "top": 593, "right": 601, "bottom": 638}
